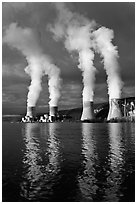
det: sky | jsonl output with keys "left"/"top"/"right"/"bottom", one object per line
{"left": 2, "top": 2, "right": 135, "bottom": 113}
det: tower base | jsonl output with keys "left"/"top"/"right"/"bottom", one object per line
{"left": 26, "top": 106, "right": 36, "bottom": 118}
{"left": 107, "top": 99, "right": 122, "bottom": 121}
{"left": 81, "top": 101, "right": 94, "bottom": 121}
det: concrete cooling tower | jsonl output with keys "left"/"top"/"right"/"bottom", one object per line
{"left": 107, "top": 99, "right": 122, "bottom": 121}
{"left": 26, "top": 106, "right": 36, "bottom": 117}
{"left": 81, "top": 101, "right": 95, "bottom": 121}
{"left": 49, "top": 106, "right": 58, "bottom": 116}
{"left": 49, "top": 106, "right": 58, "bottom": 122}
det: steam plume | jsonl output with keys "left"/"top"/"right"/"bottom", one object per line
{"left": 92, "top": 27, "right": 124, "bottom": 99}
{"left": 49, "top": 2, "right": 97, "bottom": 103}
{"left": 3, "top": 23, "right": 61, "bottom": 107}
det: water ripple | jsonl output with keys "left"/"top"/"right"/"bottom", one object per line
{"left": 2, "top": 122, "right": 135, "bottom": 202}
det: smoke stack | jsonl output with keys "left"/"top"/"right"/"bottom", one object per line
{"left": 81, "top": 101, "right": 94, "bottom": 121}
{"left": 49, "top": 106, "right": 58, "bottom": 116}
{"left": 26, "top": 106, "right": 36, "bottom": 117}
{"left": 107, "top": 99, "right": 122, "bottom": 121}
{"left": 49, "top": 106, "right": 58, "bottom": 122}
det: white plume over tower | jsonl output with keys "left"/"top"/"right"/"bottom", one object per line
{"left": 49, "top": 2, "right": 97, "bottom": 120}
{"left": 3, "top": 23, "right": 62, "bottom": 115}
{"left": 92, "top": 27, "right": 124, "bottom": 100}
{"left": 3, "top": 3, "right": 124, "bottom": 121}
{"left": 92, "top": 27, "right": 124, "bottom": 120}
{"left": 49, "top": 3, "right": 124, "bottom": 120}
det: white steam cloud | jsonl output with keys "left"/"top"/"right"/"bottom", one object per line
{"left": 3, "top": 23, "right": 61, "bottom": 107}
{"left": 49, "top": 2, "right": 97, "bottom": 103}
{"left": 92, "top": 27, "right": 124, "bottom": 99}
{"left": 3, "top": 3, "right": 124, "bottom": 114}
{"left": 49, "top": 2, "right": 123, "bottom": 103}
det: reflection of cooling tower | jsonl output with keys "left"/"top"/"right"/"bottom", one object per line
{"left": 107, "top": 99, "right": 122, "bottom": 121}
{"left": 49, "top": 106, "right": 58, "bottom": 117}
{"left": 81, "top": 101, "right": 94, "bottom": 121}
{"left": 26, "top": 106, "right": 36, "bottom": 117}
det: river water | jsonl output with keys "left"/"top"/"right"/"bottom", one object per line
{"left": 2, "top": 122, "right": 135, "bottom": 202}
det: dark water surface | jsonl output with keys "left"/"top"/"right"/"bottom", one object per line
{"left": 2, "top": 122, "right": 135, "bottom": 202}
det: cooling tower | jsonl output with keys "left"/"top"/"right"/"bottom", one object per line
{"left": 49, "top": 106, "right": 58, "bottom": 116}
{"left": 49, "top": 106, "right": 58, "bottom": 122}
{"left": 81, "top": 101, "right": 95, "bottom": 121}
{"left": 26, "top": 106, "right": 36, "bottom": 117}
{"left": 107, "top": 99, "right": 122, "bottom": 121}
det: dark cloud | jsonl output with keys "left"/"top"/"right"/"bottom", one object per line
{"left": 2, "top": 2, "right": 135, "bottom": 111}
{"left": 2, "top": 44, "right": 26, "bottom": 65}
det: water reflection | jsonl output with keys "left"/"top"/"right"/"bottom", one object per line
{"left": 3, "top": 122, "right": 135, "bottom": 201}
{"left": 105, "top": 123, "right": 124, "bottom": 201}
{"left": 20, "top": 123, "right": 61, "bottom": 201}
{"left": 46, "top": 123, "right": 61, "bottom": 175}
{"left": 123, "top": 123, "right": 135, "bottom": 152}
{"left": 78, "top": 123, "right": 98, "bottom": 201}
{"left": 20, "top": 123, "right": 42, "bottom": 200}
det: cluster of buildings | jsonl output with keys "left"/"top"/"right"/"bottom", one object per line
{"left": 21, "top": 106, "right": 63, "bottom": 123}
{"left": 122, "top": 101, "right": 135, "bottom": 117}
{"left": 21, "top": 114, "right": 52, "bottom": 123}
